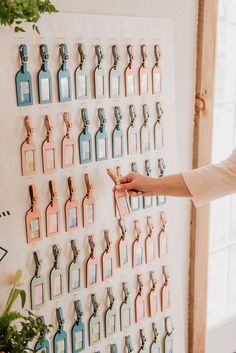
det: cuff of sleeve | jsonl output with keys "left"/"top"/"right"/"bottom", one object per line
{"left": 182, "top": 171, "right": 208, "bottom": 208}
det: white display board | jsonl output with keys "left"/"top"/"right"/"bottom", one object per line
{"left": 0, "top": 13, "right": 186, "bottom": 353}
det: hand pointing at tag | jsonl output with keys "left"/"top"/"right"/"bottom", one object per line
{"left": 114, "top": 172, "right": 192, "bottom": 198}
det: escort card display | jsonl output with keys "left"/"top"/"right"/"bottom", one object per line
{"left": 16, "top": 35, "right": 176, "bottom": 353}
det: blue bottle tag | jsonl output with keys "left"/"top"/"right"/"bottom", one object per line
{"left": 58, "top": 44, "right": 72, "bottom": 102}
{"left": 95, "top": 108, "right": 108, "bottom": 161}
{"left": 53, "top": 308, "right": 68, "bottom": 353}
{"left": 143, "top": 160, "right": 153, "bottom": 209}
{"left": 129, "top": 162, "right": 141, "bottom": 212}
{"left": 112, "top": 106, "right": 124, "bottom": 159}
{"left": 78, "top": 108, "right": 93, "bottom": 164}
{"left": 38, "top": 44, "right": 52, "bottom": 104}
{"left": 72, "top": 300, "right": 85, "bottom": 353}
{"left": 34, "top": 316, "right": 50, "bottom": 353}
{"left": 15, "top": 44, "right": 33, "bottom": 106}
{"left": 156, "top": 158, "right": 167, "bottom": 206}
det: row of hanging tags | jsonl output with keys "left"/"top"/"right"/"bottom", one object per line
{"left": 16, "top": 43, "right": 162, "bottom": 106}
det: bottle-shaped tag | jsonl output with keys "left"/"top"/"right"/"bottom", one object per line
{"left": 25, "top": 184, "right": 42, "bottom": 243}
{"left": 145, "top": 216, "right": 155, "bottom": 263}
{"left": 61, "top": 112, "right": 76, "bottom": 169}
{"left": 107, "top": 168, "right": 131, "bottom": 219}
{"left": 49, "top": 244, "right": 64, "bottom": 300}
{"left": 139, "top": 45, "right": 148, "bottom": 96}
{"left": 94, "top": 45, "right": 105, "bottom": 99}
{"left": 143, "top": 160, "right": 153, "bottom": 209}
{"left": 65, "top": 176, "right": 79, "bottom": 232}
{"left": 16, "top": 44, "right": 33, "bottom": 106}
{"left": 132, "top": 220, "right": 143, "bottom": 268}
{"left": 38, "top": 44, "right": 52, "bottom": 104}
{"left": 102, "top": 230, "right": 114, "bottom": 281}
{"left": 125, "top": 45, "right": 135, "bottom": 97}
{"left": 42, "top": 115, "right": 56, "bottom": 173}
{"left": 154, "top": 102, "right": 164, "bottom": 150}
{"left": 137, "top": 329, "right": 147, "bottom": 353}
{"left": 127, "top": 105, "right": 139, "bottom": 155}
{"left": 120, "top": 282, "right": 132, "bottom": 330}
{"left": 110, "top": 344, "right": 118, "bottom": 353}
{"left": 21, "top": 116, "right": 36, "bottom": 176}
{"left": 140, "top": 104, "right": 151, "bottom": 153}
{"left": 150, "top": 323, "right": 161, "bottom": 353}
{"left": 86, "top": 235, "right": 98, "bottom": 288}
{"left": 129, "top": 162, "right": 141, "bottom": 212}
{"left": 156, "top": 158, "right": 167, "bottom": 206}
{"left": 72, "top": 300, "right": 85, "bottom": 353}
{"left": 75, "top": 43, "right": 88, "bottom": 99}
{"left": 95, "top": 108, "right": 108, "bottom": 161}
{"left": 117, "top": 219, "right": 129, "bottom": 268}
{"left": 89, "top": 294, "right": 102, "bottom": 345}
{"left": 34, "top": 316, "right": 50, "bottom": 353}
{"left": 161, "top": 266, "right": 171, "bottom": 311}
{"left": 164, "top": 317, "right": 174, "bottom": 353}
{"left": 53, "top": 308, "right": 68, "bottom": 353}
{"left": 109, "top": 45, "right": 121, "bottom": 98}
{"left": 125, "top": 335, "right": 134, "bottom": 353}
{"left": 148, "top": 271, "right": 159, "bottom": 317}
{"left": 82, "top": 173, "right": 95, "bottom": 227}
{"left": 79, "top": 108, "right": 93, "bottom": 164}
{"left": 112, "top": 106, "right": 124, "bottom": 159}
{"left": 58, "top": 43, "right": 72, "bottom": 102}
{"left": 135, "top": 275, "right": 146, "bottom": 323}
{"left": 158, "top": 212, "right": 168, "bottom": 257}
{"left": 152, "top": 44, "right": 162, "bottom": 95}
{"left": 105, "top": 287, "right": 117, "bottom": 337}
{"left": 46, "top": 179, "right": 60, "bottom": 237}
{"left": 68, "top": 240, "right": 82, "bottom": 293}
{"left": 30, "top": 251, "right": 45, "bottom": 310}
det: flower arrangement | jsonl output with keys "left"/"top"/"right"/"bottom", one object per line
{"left": 0, "top": 270, "right": 51, "bottom": 353}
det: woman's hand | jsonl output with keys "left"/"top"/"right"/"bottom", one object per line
{"left": 115, "top": 172, "right": 158, "bottom": 196}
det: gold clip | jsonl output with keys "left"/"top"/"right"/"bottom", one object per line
{"left": 49, "top": 179, "right": 58, "bottom": 206}
{"left": 24, "top": 116, "right": 34, "bottom": 142}
{"left": 68, "top": 176, "right": 76, "bottom": 201}
{"left": 29, "top": 184, "right": 38, "bottom": 210}
{"left": 118, "top": 219, "right": 127, "bottom": 239}
{"left": 134, "top": 220, "right": 142, "bottom": 240}
{"left": 123, "top": 282, "right": 130, "bottom": 302}
{"left": 150, "top": 271, "right": 157, "bottom": 289}
{"left": 44, "top": 115, "right": 53, "bottom": 141}
{"left": 107, "top": 168, "right": 118, "bottom": 185}
{"left": 147, "top": 216, "right": 154, "bottom": 236}
{"left": 104, "top": 229, "right": 111, "bottom": 252}
{"left": 154, "top": 44, "right": 161, "bottom": 65}
{"left": 107, "top": 287, "right": 115, "bottom": 309}
{"left": 137, "top": 274, "right": 144, "bottom": 295}
{"left": 163, "top": 266, "right": 169, "bottom": 283}
{"left": 160, "top": 211, "right": 167, "bottom": 231}
{"left": 84, "top": 173, "right": 92, "bottom": 197}
{"left": 91, "top": 293, "right": 99, "bottom": 316}
{"left": 127, "top": 44, "right": 134, "bottom": 69}
{"left": 141, "top": 44, "right": 147, "bottom": 67}
{"left": 88, "top": 234, "right": 96, "bottom": 258}
{"left": 63, "top": 112, "right": 72, "bottom": 136}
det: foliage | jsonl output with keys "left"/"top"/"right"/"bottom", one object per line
{"left": 0, "top": 0, "right": 58, "bottom": 33}
{"left": 0, "top": 270, "right": 51, "bottom": 353}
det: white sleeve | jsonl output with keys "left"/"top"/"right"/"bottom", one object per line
{"left": 182, "top": 148, "right": 236, "bottom": 207}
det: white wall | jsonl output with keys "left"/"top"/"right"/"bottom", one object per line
{"left": 51, "top": 0, "right": 198, "bottom": 346}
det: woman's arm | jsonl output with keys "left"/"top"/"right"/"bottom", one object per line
{"left": 116, "top": 173, "right": 192, "bottom": 197}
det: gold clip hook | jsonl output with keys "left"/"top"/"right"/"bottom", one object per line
{"left": 29, "top": 184, "right": 38, "bottom": 210}
{"left": 154, "top": 44, "right": 161, "bottom": 65}
{"left": 63, "top": 112, "right": 72, "bottom": 136}
{"left": 104, "top": 229, "right": 111, "bottom": 252}
{"left": 141, "top": 44, "right": 147, "bottom": 67}
{"left": 112, "top": 44, "right": 120, "bottom": 68}
{"left": 107, "top": 287, "right": 115, "bottom": 308}
{"left": 134, "top": 220, "right": 141, "bottom": 240}
{"left": 150, "top": 271, "right": 157, "bottom": 289}
{"left": 24, "top": 116, "right": 34, "bottom": 141}
{"left": 106, "top": 168, "right": 118, "bottom": 185}
{"left": 147, "top": 216, "right": 154, "bottom": 236}
{"left": 152, "top": 323, "right": 159, "bottom": 342}
{"left": 84, "top": 173, "right": 92, "bottom": 197}
{"left": 160, "top": 211, "right": 167, "bottom": 231}
{"left": 137, "top": 274, "right": 144, "bottom": 294}
{"left": 127, "top": 44, "right": 134, "bottom": 68}
{"left": 88, "top": 234, "right": 96, "bottom": 258}
{"left": 95, "top": 45, "right": 103, "bottom": 68}
{"left": 91, "top": 293, "right": 99, "bottom": 315}
{"left": 68, "top": 176, "right": 76, "bottom": 201}
{"left": 123, "top": 282, "right": 130, "bottom": 302}
{"left": 78, "top": 43, "right": 86, "bottom": 68}
{"left": 49, "top": 179, "right": 57, "bottom": 206}
{"left": 118, "top": 219, "right": 127, "bottom": 239}
{"left": 163, "top": 266, "right": 169, "bottom": 283}
{"left": 44, "top": 115, "right": 53, "bottom": 141}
